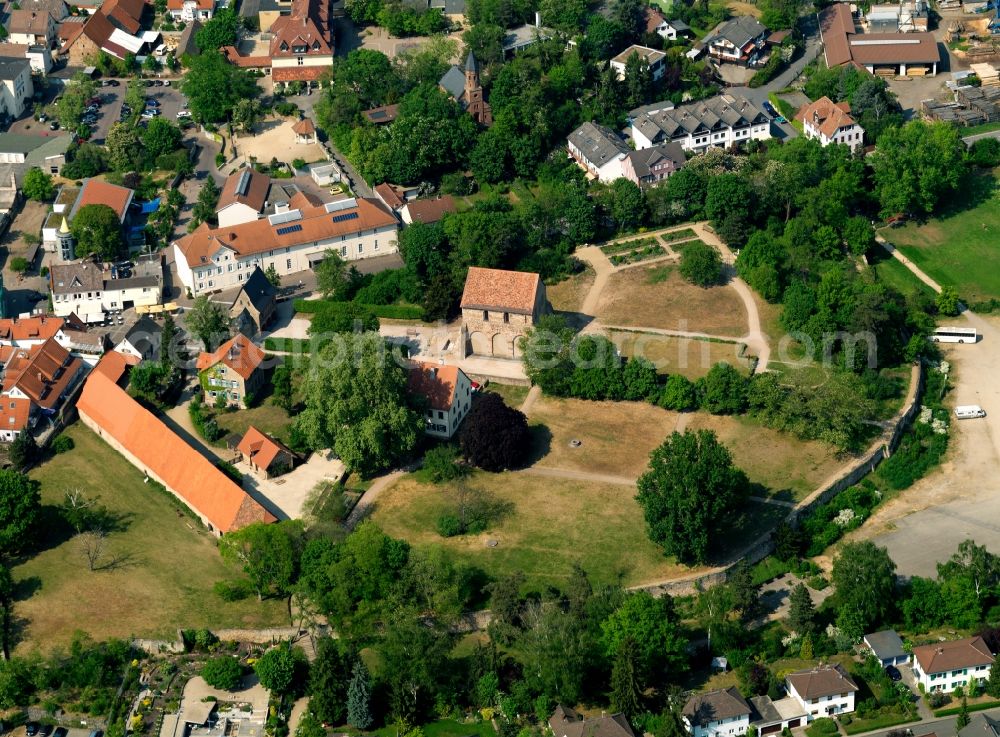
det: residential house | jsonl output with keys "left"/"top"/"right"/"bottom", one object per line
{"left": 0, "top": 336, "right": 84, "bottom": 442}
{"left": 229, "top": 265, "right": 277, "bottom": 336}
{"left": 374, "top": 182, "right": 407, "bottom": 212}
{"left": 268, "top": 0, "right": 334, "bottom": 89}
{"left": 748, "top": 696, "right": 808, "bottom": 734}
{"left": 796, "top": 96, "right": 865, "bottom": 152}
{"left": 630, "top": 94, "right": 771, "bottom": 151}
{"left": 236, "top": 425, "right": 296, "bottom": 478}
{"left": 362, "top": 103, "right": 399, "bottom": 125}
{"left": 173, "top": 197, "right": 399, "bottom": 297}
{"left": 166, "top": 0, "right": 214, "bottom": 22}
{"left": 0, "top": 315, "right": 68, "bottom": 348}
{"left": 408, "top": 361, "right": 472, "bottom": 439}
{"left": 621, "top": 142, "right": 686, "bottom": 187}
{"left": 960, "top": 715, "right": 1000, "bottom": 737}
{"left": 786, "top": 665, "right": 859, "bottom": 720}
{"left": 0, "top": 58, "right": 33, "bottom": 120}
{"left": 863, "top": 630, "right": 910, "bottom": 667}
{"left": 62, "top": 0, "right": 159, "bottom": 64}
{"left": 42, "top": 178, "right": 135, "bottom": 260}
{"left": 15, "top": 0, "right": 69, "bottom": 23}
{"left": 400, "top": 196, "right": 457, "bottom": 225}
{"left": 49, "top": 256, "right": 162, "bottom": 323}
{"left": 704, "top": 16, "right": 769, "bottom": 66}
{"left": 216, "top": 169, "right": 271, "bottom": 228}
{"left": 567, "top": 121, "right": 630, "bottom": 183}
{"left": 0, "top": 42, "right": 53, "bottom": 73}
{"left": 78, "top": 354, "right": 275, "bottom": 535}
{"left": 113, "top": 315, "right": 162, "bottom": 361}
{"left": 196, "top": 333, "right": 267, "bottom": 406}
{"left": 645, "top": 7, "right": 692, "bottom": 40}
{"left": 683, "top": 688, "right": 752, "bottom": 737}
{"left": 549, "top": 706, "right": 635, "bottom": 737}
{"left": 502, "top": 14, "right": 553, "bottom": 56}
{"left": 438, "top": 51, "right": 492, "bottom": 126}
{"left": 610, "top": 44, "right": 667, "bottom": 81}
{"left": 460, "top": 266, "right": 547, "bottom": 359}
{"left": 912, "top": 636, "right": 995, "bottom": 693}
{"left": 0, "top": 133, "right": 71, "bottom": 174}
{"left": 292, "top": 117, "right": 317, "bottom": 144}
{"left": 819, "top": 4, "right": 938, "bottom": 76}
{"left": 7, "top": 9, "right": 56, "bottom": 47}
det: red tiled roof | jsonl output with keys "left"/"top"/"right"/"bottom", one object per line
{"left": 77, "top": 178, "right": 133, "bottom": 220}
{"left": 222, "top": 45, "right": 271, "bottom": 68}
{"left": 408, "top": 361, "right": 464, "bottom": 411}
{"left": 0, "top": 396, "right": 32, "bottom": 433}
{"left": 78, "top": 370, "right": 276, "bottom": 533}
{"left": 795, "top": 96, "right": 858, "bottom": 137}
{"left": 292, "top": 117, "right": 316, "bottom": 135}
{"left": 644, "top": 5, "right": 666, "bottom": 34}
{"left": 175, "top": 197, "right": 398, "bottom": 268}
{"left": 0, "top": 316, "right": 64, "bottom": 343}
{"left": 167, "top": 0, "right": 213, "bottom": 9}
{"left": 913, "top": 637, "right": 994, "bottom": 675}
{"left": 374, "top": 182, "right": 404, "bottom": 210}
{"left": 271, "top": 66, "right": 329, "bottom": 82}
{"left": 218, "top": 168, "right": 270, "bottom": 213}
{"left": 461, "top": 267, "right": 543, "bottom": 315}
{"left": 93, "top": 350, "right": 139, "bottom": 384}
{"left": 237, "top": 425, "right": 294, "bottom": 471}
{"left": 196, "top": 334, "right": 265, "bottom": 380}
{"left": 820, "top": 4, "right": 855, "bottom": 66}
{"left": 404, "top": 196, "right": 456, "bottom": 224}
{"left": 8, "top": 9, "right": 52, "bottom": 35}
{"left": 287, "top": 190, "right": 322, "bottom": 210}
{"left": 2, "top": 337, "right": 81, "bottom": 410}
{"left": 269, "top": 0, "right": 332, "bottom": 58}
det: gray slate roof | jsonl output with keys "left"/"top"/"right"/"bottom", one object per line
{"left": 177, "top": 18, "right": 201, "bottom": 57}
{"left": 709, "top": 15, "right": 768, "bottom": 47}
{"left": 632, "top": 94, "right": 767, "bottom": 142}
{"left": 0, "top": 133, "right": 57, "bottom": 155}
{"left": 960, "top": 715, "right": 1000, "bottom": 737}
{"left": 438, "top": 65, "right": 465, "bottom": 100}
{"left": 549, "top": 706, "right": 635, "bottom": 737}
{"left": 684, "top": 688, "right": 752, "bottom": 727}
{"left": 567, "top": 121, "right": 630, "bottom": 167}
{"left": 0, "top": 56, "right": 29, "bottom": 81}
{"left": 864, "top": 630, "right": 907, "bottom": 661}
{"left": 236, "top": 265, "right": 277, "bottom": 313}
{"left": 624, "top": 141, "right": 686, "bottom": 177}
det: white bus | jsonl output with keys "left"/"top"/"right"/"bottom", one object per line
{"left": 931, "top": 327, "right": 978, "bottom": 344}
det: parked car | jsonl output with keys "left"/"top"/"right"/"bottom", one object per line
{"left": 38, "top": 112, "right": 47, "bottom": 122}
{"left": 26, "top": 723, "right": 39, "bottom": 736}
{"left": 49, "top": 121, "right": 59, "bottom": 130}
{"left": 146, "top": 98, "right": 160, "bottom": 107}
{"left": 103, "top": 79, "right": 120, "bottom": 86}
{"left": 38, "top": 726, "right": 53, "bottom": 737}
{"left": 885, "top": 665, "right": 902, "bottom": 681}
{"left": 53, "top": 728, "right": 68, "bottom": 737}
{"left": 762, "top": 100, "right": 778, "bottom": 117}
{"left": 177, "top": 110, "right": 191, "bottom": 118}
{"left": 163, "top": 80, "right": 171, "bottom": 86}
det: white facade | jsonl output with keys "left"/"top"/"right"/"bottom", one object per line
{"left": 173, "top": 223, "right": 400, "bottom": 297}
{"left": 659, "top": 20, "right": 689, "bottom": 40}
{"left": 52, "top": 282, "right": 161, "bottom": 321}
{"left": 803, "top": 117, "right": 865, "bottom": 152}
{"left": 609, "top": 46, "right": 667, "bottom": 81}
{"left": 631, "top": 119, "right": 770, "bottom": 152}
{"left": 686, "top": 713, "right": 749, "bottom": 737}
{"left": 217, "top": 202, "right": 261, "bottom": 228}
{"left": 0, "top": 64, "right": 34, "bottom": 119}
{"left": 787, "top": 683, "right": 855, "bottom": 720}
{"left": 913, "top": 663, "right": 991, "bottom": 693}
{"left": 168, "top": 0, "right": 214, "bottom": 21}
{"left": 421, "top": 369, "right": 472, "bottom": 439}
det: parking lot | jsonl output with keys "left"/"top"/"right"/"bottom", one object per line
{"left": 88, "top": 79, "right": 189, "bottom": 143}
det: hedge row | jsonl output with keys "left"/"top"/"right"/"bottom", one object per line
{"left": 933, "top": 700, "right": 1000, "bottom": 717}
{"left": 293, "top": 299, "right": 425, "bottom": 321}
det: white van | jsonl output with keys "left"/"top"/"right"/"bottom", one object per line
{"left": 955, "top": 405, "right": 987, "bottom": 419}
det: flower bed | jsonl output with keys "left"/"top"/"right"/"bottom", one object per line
{"left": 600, "top": 237, "right": 659, "bottom": 256}
{"left": 609, "top": 243, "right": 665, "bottom": 265}
{"left": 662, "top": 227, "right": 697, "bottom": 242}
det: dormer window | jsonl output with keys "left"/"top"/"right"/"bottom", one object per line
{"left": 312, "top": 40, "right": 319, "bottom": 50}
{"left": 293, "top": 44, "right": 306, "bottom": 53}
{"left": 280, "top": 41, "right": 288, "bottom": 51}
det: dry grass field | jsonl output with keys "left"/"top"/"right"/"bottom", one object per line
{"left": 546, "top": 269, "right": 596, "bottom": 314}
{"left": 371, "top": 471, "right": 699, "bottom": 588}
{"left": 609, "top": 330, "right": 750, "bottom": 379}
{"left": 14, "top": 425, "right": 285, "bottom": 652}
{"left": 596, "top": 265, "right": 748, "bottom": 337}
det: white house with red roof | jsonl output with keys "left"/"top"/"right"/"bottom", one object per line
{"left": 795, "top": 96, "right": 865, "bottom": 152}
{"left": 0, "top": 336, "right": 84, "bottom": 442}
{"left": 408, "top": 361, "right": 472, "bottom": 438}
{"left": 166, "top": 0, "right": 214, "bottom": 22}
{"left": 912, "top": 637, "right": 995, "bottom": 693}
{"left": 268, "top": 0, "right": 333, "bottom": 88}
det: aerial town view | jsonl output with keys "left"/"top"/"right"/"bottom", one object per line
{"left": 0, "top": 2, "right": 997, "bottom": 737}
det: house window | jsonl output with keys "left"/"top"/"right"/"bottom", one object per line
{"left": 437, "top": 411, "right": 444, "bottom": 419}
{"left": 482, "top": 310, "right": 489, "bottom": 321}
{"left": 286, "top": 258, "right": 292, "bottom": 269}
{"left": 503, "top": 312, "right": 509, "bottom": 323}
{"left": 358, "top": 244, "right": 363, "bottom": 253}
{"left": 297, "top": 56, "right": 304, "bottom": 65}
{"left": 341, "top": 246, "right": 347, "bottom": 256}
{"left": 374, "top": 239, "right": 378, "bottom": 250}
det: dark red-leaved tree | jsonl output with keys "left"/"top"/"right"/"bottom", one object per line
{"left": 459, "top": 393, "right": 530, "bottom": 472}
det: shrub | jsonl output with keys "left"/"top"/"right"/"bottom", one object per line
{"left": 275, "top": 102, "right": 299, "bottom": 116}
{"left": 679, "top": 240, "right": 723, "bottom": 286}
{"left": 50, "top": 434, "right": 75, "bottom": 454}
{"left": 969, "top": 137, "right": 1000, "bottom": 168}
{"left": 423, "top": 445, "right": 467, "bottom": 483}
{"left": 8, "top": 257, "right": 28, "bottom": 274}
{"left": 291, "top": 158, "right": 305, "bottom": 170}
{"left": 201, "top": 656, "right": 243, "bottom": 691}
{"left": 213, "top": 579, "right": 254, "bottom": 601}
{"left": 215, "top": 153, "right": 225, "bottom": 167}
{"left": 435, "top": 514, "right": 463, "bottom": 537}
{"left": 805, "top": 718, "right": 839, "bottom": 737}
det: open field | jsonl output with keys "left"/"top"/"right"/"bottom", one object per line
{"left": 884, "top": 170, "right": 1000, "bottom": 302}
{"left": 609, "top": 330, "right": 749, "bottom": 379}
{"left": 525, "top": 396, "right": 842, "bottom": 501}
{"left": 371, "top": 471, "right": 700, "bottom": 588}
{"left": 486, "top": 383, "right": 531, "bottom": 409}
{"left": 596, "top": 264, "right": 748, "bottom": 336}
{"left": 546, "top": 268, "right": 595, "bottom": 314}
{"left": 527, "top": 396, "right": 682, "bottom": 477}
{"left": 14, "top": 424, "right": 286, "bottom": 651}
{"left": 869, "top": 247, "right": 936, "bottom": 298}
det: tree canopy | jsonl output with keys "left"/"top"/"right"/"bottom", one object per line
{"left": 182, "top": 51, "right": 259, "bottom": 123}
{"left": 70, "top": 204, "right": 124, "bottom": 261}
{"left": 22, "top": 168, "right": 54, "bottom": 201}
{"left": 832, "top": 540, "right": 897, "bottom": 638}
{"left": 0, "top": 470, "right": 40, "bottom": 556}
{"left": 458, "top": 392, "right": 530, "bottom": 472}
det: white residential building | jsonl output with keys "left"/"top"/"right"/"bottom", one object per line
{"left": 683, "top": 688, "right": 752, "bottom": 737}
{"left": 0, "top": 58, "right": 34, "bottom": 120}
{"left": 166, "top": 0, "right": 214, "bottom": 21}
{"left": 609, "top": 44, "right": 668, "bottom": 81}
{"left": 912, "top": 637, "right": 995, "bottom": 694}
{"left": 408, "top": 362, "right": 472, "bottom": 439}
{"left": 630, "top": 94, "right": 771, "bottom": 152}
{"left": 49, "top": 257, "right": 162, "bottom": 323}
{"left": 786, "top": 665, "right": 859, "bottom": 720}
{"left": 796, "top": 96, "right": 865, "bottom": 152}
{"left": 567, "top": 121, "right": 630, "bottom": 183}
{"left": 172, "top": 196, "right": 399, "bottom": 297}
{"left": 704, "top": 15, "right": 769, "bottom": 66}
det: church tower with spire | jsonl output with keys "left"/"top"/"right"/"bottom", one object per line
{"left": 462, "top": 51, "right": 493, "bottom": 127}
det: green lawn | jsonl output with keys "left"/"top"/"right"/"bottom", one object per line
{"left": 884, "top": 170, "right": 1000, "bottom": 302}
{"left": 868, "top": 246, "right": 935, "bottom": 298}
{"left": 213, "top": 401, "right": 294, "bottom": 445}
{"left": 14, "top": 424, "right": 286, "bottom": 652}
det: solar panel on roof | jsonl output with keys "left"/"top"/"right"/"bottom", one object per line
{"left": 332, "top": 212, "right": 359, "bottom": 223}
{"left": 276, "top": 224, "right": 303, "bottom": 235}
{"left": 235, "top": 169, "right": 252, "bottom": 196}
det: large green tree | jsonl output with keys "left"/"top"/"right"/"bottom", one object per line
{"left": 294, "top": 332, "right": 423, "bottom": 476}
{"left": 347, "top": 660, "right": 373, "bottom": 729}
{"left": 202, "top": 656, "right": 243, "bottom": 690}
{"left": 70, "top": 204, "right": 124, "bottom": 261}
{"left": 308, "top": 638, "right": 352, "bottom": 724}
{"left": 254, "top": 645, "right": 301, "bottom": 695}
{"left": 141, "top": 118, "right": 183, "bottom": 160}
{"left": 105, "top": 123, "right": 141, "bottom": 172}
{"left": 870, "top": 120, "right": 965, "bottom": 218}
{"left": 379, "top": 613, "right": 453, "bottom": 721}
{"left": 219, "top": 520, "right": 304, "bottom": 601}
{"left": 636, "top": 430, "right": 749, "bottom": 564}
{"left": 601, "top": 591, "right": 688, "bottom": 683}
{"left": 187, "top": 295, "right": 230, "bottom": 350}
{"left": 610, "top": 638, "right": 642, "bottom": 719}
{"left": 831, "top": 541, "right": 897, "bottom": 638}
{"left": 182, "top": 51, "right": 259, "bottom": 124}
{"left": 22, "top": 168, "right": 54, "bottom": 201}
{"left": 0, "top": 470, "right": 40, "bottom": 556}
{"left": 196, "top": 9, "right": 240, "bottom": 50}
{"left": 788, "top": 582, "right": 816, "bottom": 634}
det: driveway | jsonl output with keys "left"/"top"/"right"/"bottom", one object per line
{"left": 239, "top": 451, "right": 346, "bottom": 521}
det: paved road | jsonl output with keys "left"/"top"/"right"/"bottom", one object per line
{"left": 964, "top": 128, "right": 1000, "bottom": 147}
